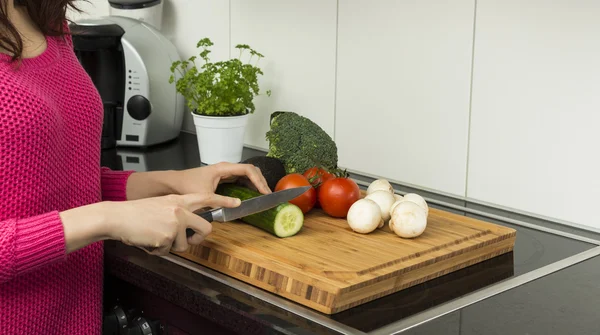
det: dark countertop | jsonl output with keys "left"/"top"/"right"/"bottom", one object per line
{"left": 101, "top": 132, "right": 600, "bottom": 335}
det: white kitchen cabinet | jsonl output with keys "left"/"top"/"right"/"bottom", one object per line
{"left": 467, "top": 0, "right": 600, "bottom": 229}
{"left": 335, "top": 0, "right": 476, "bottom": 196}
{"left": 230, "top": 0, "right": 338, "bottom": 150}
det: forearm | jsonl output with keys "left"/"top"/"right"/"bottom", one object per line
{"left": 59, "top": 202, "right": 110, "bottom": 254}
{"left": 125, "top": 170, "right": 180, "bottom": 200}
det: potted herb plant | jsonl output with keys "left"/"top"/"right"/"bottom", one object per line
{"left": 169, "top": 38, "right": 270, "bottom": 164}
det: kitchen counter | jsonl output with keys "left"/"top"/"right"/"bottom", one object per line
{"left": 101, "top": 132, "right": 600, "bottom": 335}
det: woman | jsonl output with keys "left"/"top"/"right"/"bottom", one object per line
{"left": 0, "top": 0, "right": 271, "bottom": 333}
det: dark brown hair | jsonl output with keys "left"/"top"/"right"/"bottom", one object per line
{"left": 0, "top": 0, "right": 83, "bottom": 61}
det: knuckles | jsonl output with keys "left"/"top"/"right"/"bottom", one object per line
{"left": 170, "top": 204, "right": 184, "bottom": 216}
{"left": 166, "top": 206, "right": 184, "bottom": 226}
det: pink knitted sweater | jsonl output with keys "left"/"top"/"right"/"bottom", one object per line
{"left": 0, "top": 29, "right": 134, "bottom": 333}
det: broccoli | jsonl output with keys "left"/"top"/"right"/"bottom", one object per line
{"left": 265, "top": 111, "right": 338, "bottom": 174}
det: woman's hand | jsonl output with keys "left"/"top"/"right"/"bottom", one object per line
{"left": 125, "top": 162, "right": 272, "bottom": 201}
{"left": 172, "top": 162, "right": 272, "bottom": 196}
{"left": 60, "top": 192, "right": 241, "bottom": 255}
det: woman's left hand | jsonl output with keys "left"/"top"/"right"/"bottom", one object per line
{"left": 125, "top": 162, "right": 272, "bottom": 201}
{"left": 172, "top": 162, "right": 272, "bottom": 196}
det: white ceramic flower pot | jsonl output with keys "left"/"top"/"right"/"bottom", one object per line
{"left": 192, "top": 112, "right": 250, "bottom": 164}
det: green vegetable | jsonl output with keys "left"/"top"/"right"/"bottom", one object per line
{"left": 216, "top": 184, "right": 304, "bottom": 238}
{"left": 265, "top": 111, "right": 338, "bottom": 174}
{"left": 241, "top": 156, "right": 287, "bottom": 191}
{"left": 169, "top": 38, "right": 271, "bottom": 116}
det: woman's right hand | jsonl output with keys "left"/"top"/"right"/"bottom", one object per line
{"left": 60, "top": 193, "right": 241, "bottom": 256}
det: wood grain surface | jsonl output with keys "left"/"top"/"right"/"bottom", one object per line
{"left": 174, "top": 199, "right": 516, "bottom": 314}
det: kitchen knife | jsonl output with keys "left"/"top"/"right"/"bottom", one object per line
{"left": 186, "top": 185, "right": 311, "bottom": 237}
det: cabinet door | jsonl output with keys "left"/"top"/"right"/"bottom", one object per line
{"left": 467, "top": 0, "right": 600, "bottom": 229}
{"left": 231, "top": 0, "right": 338, "bottom": 150}
{"left": 335, "top": 0, "right": 476, "bottom": 196}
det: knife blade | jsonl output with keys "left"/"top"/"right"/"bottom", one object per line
{"left": 186, "top": 185, "right": 311, "bottom": 237}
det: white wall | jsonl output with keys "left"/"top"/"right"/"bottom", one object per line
{"left": 466, "top": 0, "right": 600, "bottom": 229}
{"left": 229, "top": 0, "right": 337, "bottom": 149}
{"left": 335, "top": 0, "right": 475, "bottom": 196}
{"left": 70, "top": 0, "right": 600, "bottom": 231}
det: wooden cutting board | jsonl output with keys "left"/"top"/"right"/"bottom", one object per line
{"left": 173, "top": 196, "right": 516, "bottom": 314}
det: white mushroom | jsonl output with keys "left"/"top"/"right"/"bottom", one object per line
{"left": 390, "top": 197, "right": 404, "bottom": 215}
{"left": 389, "top": 201, "right": 428, "bottom": 238}
{"left": 365, "top": 190, "right": 396, "bottom": 223}
{"left": 346, "top": 199, "right": 383, "bottom": 234}
{"left": 400, "top": 193, "right": 429, "bottom": 216}
{"left": 367, "top": 179, "right": 394, "bottom": 195}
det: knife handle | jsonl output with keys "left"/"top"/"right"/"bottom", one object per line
{"left": 186, "top": 210, "right": 214, "bottom": 238}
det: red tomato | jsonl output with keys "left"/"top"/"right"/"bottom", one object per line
{"left": 303, "top": 167, "right": 335, "bottom": 208}
{"left": 303, "top": 167, "right": 334, "bottom": 188}
{"left": 275, "top": 173, "right": 316, "bottom": 213}
{"left": 318, "top": 177, "right": 361, "bottom": 218}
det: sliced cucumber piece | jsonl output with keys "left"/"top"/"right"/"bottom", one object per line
{"left": 216, "top": 184, "right": 304, "bottom": 238}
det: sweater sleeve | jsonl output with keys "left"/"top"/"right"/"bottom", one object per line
{"left": 101, "top": 167, "right": 134, "bottom": 201}
{"left": 0, "top": 166, "right": 134, "bottom": 284}
{"left": 0, "top": 211, "right": 66, "bottom": 284}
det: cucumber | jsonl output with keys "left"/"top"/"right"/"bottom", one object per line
{"left": 216, "top": 184, "right": 304, "bottom": 238}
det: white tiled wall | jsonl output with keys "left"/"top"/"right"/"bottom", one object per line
{"left": 466, "top": 0, "right": 600, "bottom": 229}
{"left": 70, "top": 0, "right": 600, "bottom": 231}
{"left": 229, "top": 0, "right": 337, "bottom": 149}
{"left": 335, "top": 0, "right": 475, "bottom": 197}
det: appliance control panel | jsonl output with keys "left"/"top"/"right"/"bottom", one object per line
{"left": 127, "top": 68, "right": 147, "bottom": 96}
{"left": 120, "top": 41, "right": 151, "bottom": 146}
